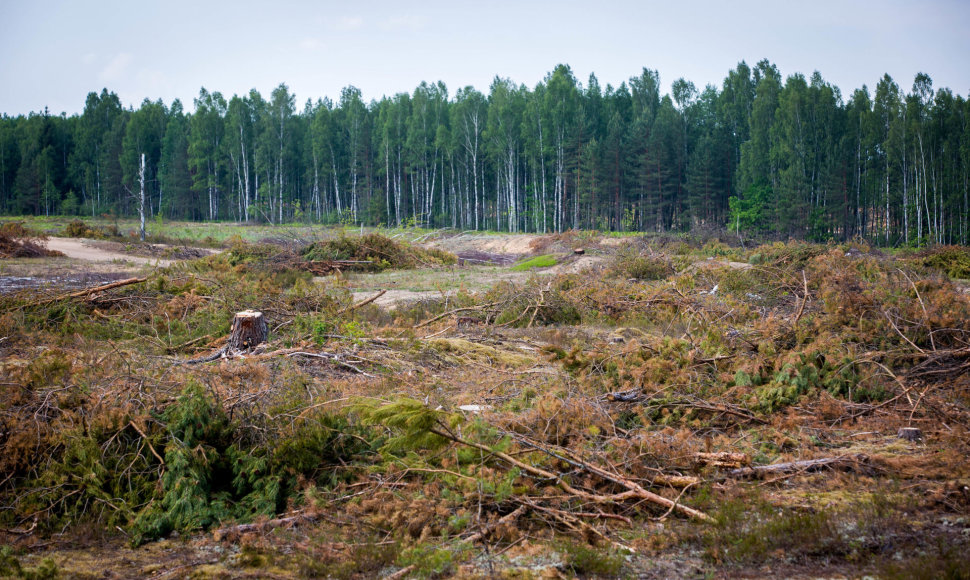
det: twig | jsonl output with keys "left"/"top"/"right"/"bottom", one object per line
{"left": 213, "top": 512, "right": 318, "bottom": 540}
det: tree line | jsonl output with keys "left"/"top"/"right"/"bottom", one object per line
{"left": 1, "top": 61, "right": 969, "bottom": 245}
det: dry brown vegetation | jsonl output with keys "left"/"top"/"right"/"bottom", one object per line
{"left": 1, "top": 231, "right": 969, "bottom": 578}
{"left": 0, "top": 222, "right": 63, "bottom": 259}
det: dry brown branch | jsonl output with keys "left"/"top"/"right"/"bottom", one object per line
{"left": 34, "top": 277, "right": 148, "bottom": 306}
{"left": 166, "top": 334, "right": 214, "bottom": 353}
{"left": 212, "top": 512, "right": 318, "bottom": 540}
{"left": 415, "top": 302, "right": 501, "bottom": 329}
{"left": 726, "top": 454, "right": 868, "bottom": 478}
{"left": 386, "top": 565, "right": 416, "bottom": 580}
{"left": 128, "top": 421, "right": 165, "bottom": 466}
{"left": 463, "top": 504, "right": 529, "bottom": 544}
{"left": 338, "top": 289, "right": 388, "bottom": 315}
{"left": 429, "top": 425, "right": 711, "bottom": 521}
{"left": 527, "top": 282, "right": 551, "bottom": 328}
{"left": 694, "top": 452, "right": 750, "bottom": 469}
{"left": 287, "top": 351, "right": 377, "bottom": 377}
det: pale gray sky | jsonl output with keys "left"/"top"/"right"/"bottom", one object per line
{"left": 2, "top": 0, "right": 968, "bottom": 115}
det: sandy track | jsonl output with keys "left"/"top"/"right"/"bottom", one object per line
{"left": 45, "top": 238, "right": 174, "bottom": 267}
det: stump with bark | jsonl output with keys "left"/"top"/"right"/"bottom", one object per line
{"left": 228, "top": 310, "right": 268, "bottom": 350}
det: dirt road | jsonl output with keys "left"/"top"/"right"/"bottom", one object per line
{"left": 45, "top": 238, "right": 174, "bottom": 267}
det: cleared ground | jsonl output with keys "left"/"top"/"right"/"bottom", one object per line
{"left": 1, "top": 222, "right": 968, "bottom": 579}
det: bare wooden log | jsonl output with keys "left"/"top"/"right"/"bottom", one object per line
{"left": 35, "top": 276, "right": 148, "bottom": 305}
{"left": 726, "top": 454, "right": 868, "bottom": 478}
{"left": 228, "top": 310, "right": 268, "bottom": 350}
{"left": 695, "top": 452, "right": 750, "bottom": 469}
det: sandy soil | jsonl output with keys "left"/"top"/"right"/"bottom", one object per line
{"left": 45, "top": 237, "right": 174, "bottom": 267}
{"left": 427, "top": 233, "right": 540, "bottom": 256}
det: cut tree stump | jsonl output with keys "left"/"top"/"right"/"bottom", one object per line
{"left": 228, "top": 310, "right": 268, "bottom": 350}
{"left": 897, "top": 427, "right": 922, "bottom": 441}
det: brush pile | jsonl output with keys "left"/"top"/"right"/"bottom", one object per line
{"left": 0, "top": 222, "right": 63, "bottom": 258}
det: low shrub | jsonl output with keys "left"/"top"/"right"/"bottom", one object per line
{"left": 301, "top": 233, "right": 456, "bottom": 271}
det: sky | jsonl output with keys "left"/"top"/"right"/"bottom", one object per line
{"left": 2, "top": 0, "right": 969, "bottom": 116}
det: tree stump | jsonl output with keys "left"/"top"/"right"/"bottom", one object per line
{"left": 228, "top": 310, "right": 268, "bottom": 350}
{"left": 897, "top": 427, "right": 922, "bottom": 441}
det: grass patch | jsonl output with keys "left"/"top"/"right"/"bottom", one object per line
{"left": 510, "top": 254, "right": 557, "bottom": 271}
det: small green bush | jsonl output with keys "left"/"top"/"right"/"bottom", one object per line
{"left": 922, "top": 246, "right": 970, "bottom": 279}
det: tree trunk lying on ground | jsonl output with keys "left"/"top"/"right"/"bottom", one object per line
{"left": 726, "top": 454, "right": 869, "bottom": 478}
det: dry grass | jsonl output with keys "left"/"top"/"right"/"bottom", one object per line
{"left": 2, "top": 234, "right": 969, "bottom": 578}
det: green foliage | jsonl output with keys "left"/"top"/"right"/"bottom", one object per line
{"left": 752, "top": 352, "right": 865, "bottom": 413}
{"left": 510, "top": 254, "right": 557, "bottom": 271}
{"left": 397, "top": 543, "right": 467, "bottom": 579}
{"left": 360, "top": 398, "right": 452, "bottom": 454}
{"left": 0, "top": 548, "right": 59, "bottom": 579}
{"left": 130, "top": 382, "right": 366, "bottom": 545}
{"left": 922, "top": 246, "right": 970, "bottom": 279}
{"left": 728, "top": 184, "right": 772, "bottom": 234}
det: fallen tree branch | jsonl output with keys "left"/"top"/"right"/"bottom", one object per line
{"left": 386, "top": 565, "right": 416, "bottom": 580}
{"left": 415, "top": 302, "right": 501, "bottom": 329}
{"left": 213, "top": 512, "right": 318, "bottom": 540}
{"left": 429, "top": 424, "right": 711, "bottom": 522}
{"left": 726, "top": 454, "right": 868, "bottom": 478}
{"left": 287, "top": 351, "right": 377, "bottom": 377}
{"left": 184, "top": 345, "right": 228, "bottom": 365}
{"left": 463, "top": 504, "right": 529, "bottom": 544}
{"left": 34, "top": 277, "right": 148, "bottom": 306}
{"left": 339, "top": 290, "right": 387, "bottom": 315}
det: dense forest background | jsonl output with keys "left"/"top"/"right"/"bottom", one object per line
{"left": 2, "top": 61, "right": 968, "bottom": 245}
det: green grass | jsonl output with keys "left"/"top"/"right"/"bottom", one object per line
{"left": 510, "top": 254, "right": 557, "bottom": 271}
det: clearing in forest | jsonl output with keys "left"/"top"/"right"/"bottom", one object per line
{"left": 1, "top": 221, "right": 968, "bottom": 579}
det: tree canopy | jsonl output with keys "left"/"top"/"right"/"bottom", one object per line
{"left": 2, "top": 63, "right": 969, "bottom": 245}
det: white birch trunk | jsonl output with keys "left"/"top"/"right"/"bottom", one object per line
{"left": 139, "top": 153, "right": 146, "bottom": 241}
